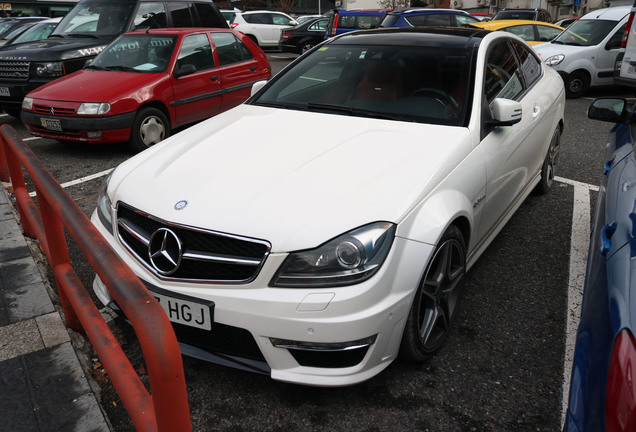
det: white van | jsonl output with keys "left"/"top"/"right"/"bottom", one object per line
{"left": 534, "top": 6, "right": 630, "bottom": 98}
{"left": 616, "top": 1, "right": 636, "bottom": 86}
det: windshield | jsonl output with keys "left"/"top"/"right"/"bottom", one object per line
{"left": 252, "top": 44, "right": 472, "bottom": 126}
{"left": 52, "top": 2, "right": 133, "bottom": 37}
{"left": 9, "top": 21, "right": 58, "bottom": 44}
{"left": 87, "top": 34, "right": 176, "bottom": 73}
{"left": 553, "top": 19, "right": 619, "bottom": 46}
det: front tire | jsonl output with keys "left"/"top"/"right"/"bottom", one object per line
{"left": 129, "top": 107, "right": 169, "bottom": 152}
{"left": 564, "top": 71, "right": 589, "bottom": 99}
{"left": 536, "top": 127, "right": 561, "bottom": 194}
{"left": 399, "top": 225, "right": 467, "bottom": 361}
{"left": 299, "top": 42, "right": 315, "bottom": 54}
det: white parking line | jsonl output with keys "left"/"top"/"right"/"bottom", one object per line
{"left": 554, "top": 175, "right": 595, "bottom": 427}
{"left": 28, "top": 168, "right": 112, "bottom": 197}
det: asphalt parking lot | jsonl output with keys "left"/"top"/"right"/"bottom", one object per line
{"left": 0, "top": 50, "right": 629, "bottom": 431}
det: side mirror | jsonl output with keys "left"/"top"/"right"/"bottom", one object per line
{"left": 250, "top": 80, "right": 268, "bottom": 97}
{"left": 174, "top": 63, "right": 196, "bottom": 78}
{"left": 488, "top": 98, "right": 522, "bottom": 126}
{"left": 588, "top": 98, "right": 627, "bottom": 123}
{"left": 84, "top": 58, "right": 93, "bottom": 68}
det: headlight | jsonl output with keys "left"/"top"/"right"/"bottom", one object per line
{"left": 97, "top": 171, "right": 114, "bottom": 235}
{"left": 32, "top": 62, "right": 64, "bottom": 77}
{"left": 22, "top": 97, "right": 33, "bottom": 110}
{"left": 271, "top": 222, "right": 396, "bottom": 288}
{"left": 77, "top": 102, "right": 110, "bottom": 115}
{"left": 544, "top": 54, "right": 565, "bottom": 67}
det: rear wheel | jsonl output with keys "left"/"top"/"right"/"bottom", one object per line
{"left": 399, "top": 225, "right": 467, "bottom": 361}
{"left": 536, "top": 127, "right": 561, "bottom": 194}
{"left": 300, "top": 42, "right": 315, "bottom": 54}
{"left": 564, "top": 71, "right": 589, "bottom": 99}
{"left": 129, "top": 107, "right": 169, "bottom": 152}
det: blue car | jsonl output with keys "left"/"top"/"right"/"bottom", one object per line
{"left": 377, "top": 7, "right": 480, "bottom": 28}
{"left": 564, "top": 98, "right": 636, "bottom": 431}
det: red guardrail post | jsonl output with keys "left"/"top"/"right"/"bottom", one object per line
{"left": 0, "top": 125, "right": 192, "bottom": 432}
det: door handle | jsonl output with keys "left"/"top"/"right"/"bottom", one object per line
{"left": 532, "top": 105, "right": 541, "bottom": 118}
{"left": 250, "top": 66, "right": 256, "bottom": 71}
{"left": 210, "top": 75, "right": 218, "bottom": 81}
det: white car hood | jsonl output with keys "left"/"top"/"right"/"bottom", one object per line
{"left": 533, "top": 41, "right": 590, "bottom": 64}
{"left": 111, "top": 105, "right": 472, "bottom": 252}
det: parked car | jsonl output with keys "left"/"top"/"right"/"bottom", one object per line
{"left": 295, "top": 14, "right": 323, "bottom": 25}
{"left": 534, "top": 6, "right": 630, "bottom": 98}
{"left": 467, "top": 19, "right": 564, "bottom": 46}
{"left": 280, "top": 17, "right": 328, "bottom": 54}
{"left": 491, "top": 8, "right": 552, "bottom": 23}
{"left": 324, "top": 8, "right": 389, "bottom": 38}
{"left": 90, "top": 27, "right": 565, "bottom": 386}
{"left": 0, "top": 0, "right": 228, "bottom": 118}
{"left": 2, "top": 17, "right": 61, "bottom": 46}
{"left": 20, "top": 28, "right": 270, "bottom": 152}
{"left": 230, "top": 11, "right": 297, "bottom": 47}
{"left": 554, "top": 16, "right": 578, "bottom": 28}
{"left": 377, "top": 8, "right": 480, "bottom": 28}
{"left": 563, "top": 97, "right": 636, "bottom": 432}
{"left": 220, "top": 8, "right": 241, "bottom": 26}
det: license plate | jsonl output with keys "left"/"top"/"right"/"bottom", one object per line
{"left": 153, "top": 290, "right": 213, "bottom": 331}
{"left": 41, "top": 118, "right": 62, "bottom": 131}
{"left": 0, "top": 87, "right": 9, "bottom": 97}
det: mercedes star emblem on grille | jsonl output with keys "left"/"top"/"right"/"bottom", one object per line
{"left": 148, "top": 228, "right": 183, "bottom": 275}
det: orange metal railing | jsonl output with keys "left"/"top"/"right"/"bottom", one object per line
{"left": 0, "top": 124, "right": 191, "bottom": 432}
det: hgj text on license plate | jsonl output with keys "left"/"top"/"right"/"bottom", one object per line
{"left": 153, "top": 291, "right": 213, "bottom": 330}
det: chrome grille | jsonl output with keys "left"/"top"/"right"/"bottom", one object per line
{"left": 0, "top": 60, "right": 30, "bottom": 80}
{"left": 116, "top": 202, "right": 270, "bottom": 283}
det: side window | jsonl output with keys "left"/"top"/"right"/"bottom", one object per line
{"left": 177, "top": 33, "right": 215, "bottom": 71}
{"left": 357, "top": 15, "right": 379, "bottom": 29}
{"left": 308, "top": 20, "right": 327, "bottom": 31}
{"left": 254, "top": 13, "right": 272, "bottom": 24}
{"left": 428, "top": 14, "right": 452, "bottom": 26}
{"left": 133, "top": 2, "right": 168, "bottom": 29}
{"left": 242, "top": 14, "right": 255, "bottom": 24}
{"left": 212, "top": 32, "right": 253, "bottom": 66}
{"left": 456, "top": 15, "right": 478, "bottom": 26}
{"left": 339, "top": 15, "right": 356, "bottom": 29}
{"left": 193, "top": 3, "right": 221, "bottom": 27}
{"left": 167, "top": 2, "right": 193, "bottom": 27}
{"left": 607, "top": 23, "right": 627, "bottom": 50}
{"left": 271, "top": 13, "right": 293, "bottom": 25}
{"left": 484, "top": 40, "right": 523, "bottom": 104}
{"left": 405, "top": 14, "right": 429, "bottom": 26}
{"left": 536, "top": 25, "right": 562, "bottom": 42}
{"left": 513, "top": 41, "right": 541, "bottom": 88}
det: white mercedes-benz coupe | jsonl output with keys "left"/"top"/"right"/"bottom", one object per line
{"left": 92, "top": 27, "right": 565, "bottom": 386}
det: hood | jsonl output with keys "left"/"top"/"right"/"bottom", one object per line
{"left": 533, "top": 41, "right": 588, "bottom": 60}
{"left": 27, "top": 69, "right": 166, "bottom": 103}
{"left": 0, "top": 37, "right": 112, "bottom": 61}
{"left": 110, "top": 105, "right": 473, "bottom": 252}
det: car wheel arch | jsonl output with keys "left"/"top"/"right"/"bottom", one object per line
{"left": 397, "top": 190, "right": 473, "bottom": 249}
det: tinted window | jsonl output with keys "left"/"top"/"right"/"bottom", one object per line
{"left": 378, "top": 14, "right": 400, "bottom": 27}
{"left": 357, "top": 15, "right": 381, "bottom": 29}
{"left": 484, "top": 40, "right": 523, "bottom": 104}
{"left": 339, "top": 15, "right": 356, "bottom": 28}
{"left": 195, "top": 3, "right": 224, "bottom": 27}
{"left": 167, "top": 2, "right": 193, "bottom": 27}
{"left": 177, "top": 33, "right": 215, "bottom": 71}
{"left": 133, "top": 2, "right": 168, "bottom": 29}
{"left": 212, "top": 32, "right": 253, "bottom": 65}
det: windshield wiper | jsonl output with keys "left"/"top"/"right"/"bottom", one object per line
{"left": 69, "top": 33, "right": 100, "bottom": 39}
{"left": 84, "top": 65, "right": 107, "bottom": 71}
{"left": 103, "top": 65, "right": 137, "bottom": 72}
{"left": 306, "top": 102, "right": 409, "bottom": 121}
{"left": 49, "top": 34, "right": 66, "bottom": 38}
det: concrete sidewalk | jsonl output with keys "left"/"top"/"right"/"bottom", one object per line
{"left": 0, "top": 183, "right": 110, "bottom": 432}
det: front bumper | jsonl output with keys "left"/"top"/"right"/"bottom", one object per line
{"left": 90, "top": 210, "right": 433, "bottom": 386}
{"left": 21, "top": 110, "right": 135, "bottom": 143}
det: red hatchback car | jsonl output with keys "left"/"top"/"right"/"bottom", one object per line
{"left": 21, "top": 28, "right": 271, "bottom": 152}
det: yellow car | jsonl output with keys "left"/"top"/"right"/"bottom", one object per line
{"left": 468, "top": 19, "right": 565, "bottom": 45}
